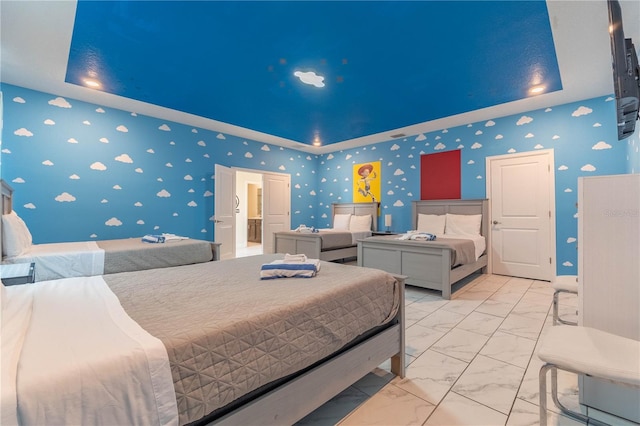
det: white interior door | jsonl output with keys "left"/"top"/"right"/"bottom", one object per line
{"left": 261, "top": 172, "right": 290, "bottom": 254}
{"left": 214, "top": 164, "right": 235, "bottom": 260}
{"left": 487, "top": 150, "right": 554, "bottom": 281}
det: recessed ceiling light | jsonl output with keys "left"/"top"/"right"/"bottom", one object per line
{"left": 529, "top": 85, "right": 545, "bottom": 94}
{"left": 390, "top": 133, "right": 406, "bottom": 138}
{"left": 313, "top": 141, "right": 321, "bottom": 146}
{"left": 84, "top": 79, "right": 101, "bottom": 88}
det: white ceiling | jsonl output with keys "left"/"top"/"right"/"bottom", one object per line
{"left": 1, "top": 0, "right": 639, "bottom": 154}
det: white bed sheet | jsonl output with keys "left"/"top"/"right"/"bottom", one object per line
{"left": 3, "top": 241, "right": 105, "bottom": 281}
{"left": 1, "top": 276, "right": 178, "bottom": 426}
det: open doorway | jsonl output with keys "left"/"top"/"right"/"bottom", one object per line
{"left": 235, "top": 170, "right": 263, "bottom": 257}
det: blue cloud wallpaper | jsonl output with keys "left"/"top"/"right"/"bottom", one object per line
{"left": 314, "top": 96, "right": 629, "bottom": 275}
{"left": 0, "top": 84, "right": 317, "bottom": 243}
{"left": 0, "top": 83, "right": 635, "bottom": 276}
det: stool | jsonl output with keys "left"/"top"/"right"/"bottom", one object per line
{"left": 552, "top": 275, "right": 578, "bottom": 326}
{"left": 538, "top": 326, "right": 640, "bottom": 426}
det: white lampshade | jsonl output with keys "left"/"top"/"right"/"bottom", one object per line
{"left": 384, "top": 214, "right": 392, "bottom": 227}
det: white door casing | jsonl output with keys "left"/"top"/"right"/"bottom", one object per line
{"left": 214, "top": 164, "right": 236, "bottom": 260}
{"left": 486, "top": 150, "right": 555, "bottom": 281}
{"left": 261, "top": 172, "right": 290, "bottom": 254}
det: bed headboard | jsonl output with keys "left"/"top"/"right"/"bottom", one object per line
{"left": 411, "top": 199, "right": 488, "bottom": 236}
{"left": 331, "top": 202, "right": 379, "bottom": 232}
{"left": 1, "top": 180, "right": 15, "bottom": 257}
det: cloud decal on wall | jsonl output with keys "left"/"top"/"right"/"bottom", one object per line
{"left": 393, "top": 200, "right": 404, "bottom": 207}
{"left": 197, "top": 140, "right": 206, "bottom": 147}
{"left": 44, "top": 119, "right": 55, "bottom": 125}
{"left": 216, "top": 133, "right": 226, "bottom": 139}
{"left": 12, "top": 177, "right": 25, "bottom": 183}
{"left": 134, "top": 202, "right": 143, "bottom": 207}
{"left": 394, "top": 169, "right": 405, "bottom": 176}
{"left": 13, "top": 97, "right": 25, "bottom": 103}
{"left": 24, "top": 203, "right": 36, "bottom": 209}
{"left": 390, "top": 144, "right": 400, "bottom": 151}
{"left": 42, "top": 160, "right": 54, "bottom": 166}
{"left": 516, "top": 116, "right": 533, "bottom": 125}
{"left": 96, "top": 108, "right": 105, "bottom": 113}
{"left": 116, "top": 125, "right": 128, "bottom": 132}
{"left": 158, "top": 124, "right": 171, "bottom": 131}
{"left": 115, "top": 154, "right": 133, "bottom": 163}
{"left": 90, "top": 162, "right": 107, "bottom": 171}
{"left": 184, "top": 175, "right": 193, "bottom": 181}
{"left": 415, "top": 134, "right": 426, "bottom": 141}
{"left": 592, "top": 141, "right": 612, "bottom": 150}
{"left": 69, "top": 174, "right": 80, "bottom": 180}
{"left": 580, "top": 164, "right": 596, "bottom": 172}
{"left": 471, "top": 142, "right": 482, "bottom": 149}
{"left": 14, "top": 128, "right": 33, "bottom": 137}
{"left": 157, "top": 189, "right": 171, "bottom": 197}
{"left": 245, "top": 152, "right": 253, "bottom": 158}
{"left": 434, "top": 142, "right": 446, "bottom": 150}
{"left": 83, "top": 121, "right": 91, "bottom": 125}
{"left": 485, "top": 120, "right": 496, "bottom": 127}
{"left": 68, "top": 138, "right": 78, "bottom": 144}
{"left": 279, "top": 165, "right": 286, "bottom": 171}
{"left": 55, "top": 192, "right": 76, "bottom": 202}
{"left": 525, "top": 133, "right": 535, "bottom": 139}
{"left": 563, "top": 261, "right": 573, "bottom": 267}
{"left": 558, "top": 165, "right": 568, "bottom": 171}
{"left": 100, "top": 138, "right": 109, "bottom": 143}
{"left": 187, "top": 201, "right": 198, "bottom": 207}
{"left": 48, "top": 97, "right": 71, "bottom": 108}
{"left": 105, "top": 217, "right": 123, "bottom": 226}
{"left": 572, "top": 106, "right": 593, "bottom": 117}
{"left": 113, "top": 185, "right": 122, "bottom": 190}
{"left": 204, "top": 191, "right": 213, "bottom": 197}
{"left": 495, "top": 134, "right": 503, "bottom": 140}
{"left": 135, "top": 168, "right": 143, "bottom": 173}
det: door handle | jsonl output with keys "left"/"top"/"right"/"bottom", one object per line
{"left": 214, "top": 219, "right": 223, "bottom": 224}
{"left": 492, "top": 220, "right": 501, "bottom": 225}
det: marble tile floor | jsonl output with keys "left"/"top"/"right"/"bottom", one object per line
{"left": 296, "top": 272, "right": 590, "bottom": 426}
{"left": 235, "top": 242, "right": 263, "bottom": 258}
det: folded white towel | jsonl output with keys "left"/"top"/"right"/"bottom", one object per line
{"left": 161, "top": 233, "right": 189, "bottom": 241}
{"left": 284, "top": 253, "right": 307, "bottom": 263}
{"left": 260, "top": 262, "right": 318, "bottom": 279}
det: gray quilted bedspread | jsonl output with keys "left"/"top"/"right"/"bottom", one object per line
{"left": 97, "top": 238, "right": 213, "bottom": 274}
{"left": 104, "top": 255, "right": 400, "bottom": 425}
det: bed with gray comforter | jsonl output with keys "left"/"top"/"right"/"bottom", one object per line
{"left": 104, "top": 254, "right": 401, "bottom": 425}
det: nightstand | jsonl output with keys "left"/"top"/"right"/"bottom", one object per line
{"left": 1, "top": 262, "right": 35, "bottom": 286}
{"left": 371, "top": 231, "right": 399, "bottom": 236}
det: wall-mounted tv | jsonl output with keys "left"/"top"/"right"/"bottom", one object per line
{"left": 608, "top": 0, "right": 640, "bottom": 140}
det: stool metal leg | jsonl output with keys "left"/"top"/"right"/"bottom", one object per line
{"left": 553, "top": 289, "right": 578, "bottom": 326}
{"left": 540, "top": 362, "right": 610, "bottom": 426}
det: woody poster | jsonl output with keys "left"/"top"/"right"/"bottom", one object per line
{"left": 353, "top": 161, "right": 381, "bottom": 203}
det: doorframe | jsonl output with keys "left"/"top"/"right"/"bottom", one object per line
{"left": 485, "top": 149, "right": 556, "bottom": 278}
{"left": 231, "top": 167, "right": 291, "bottom": 256}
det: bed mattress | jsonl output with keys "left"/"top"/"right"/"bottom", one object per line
{"left": 98, "top": 238, "right": 213, "bottom": 274}
{"left": 104, "top": 255, "right": 400, "bottom": 425}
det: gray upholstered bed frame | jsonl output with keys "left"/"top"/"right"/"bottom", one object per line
{"left": 273, "top": 202, "right": 379, "bottom": 261}
{"left": 1, "top": 180, "right": 14, "bottom": 258}
{"left": 358, "top": 199, "right": 489, "bottom": 299}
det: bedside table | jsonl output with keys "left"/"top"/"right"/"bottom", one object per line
{"left": 1, "top": 262, "right": 35, "bottom": 286}
{"left": 371, "top": 231, "right": 399, "bottom": 236}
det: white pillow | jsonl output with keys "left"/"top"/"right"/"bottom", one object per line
{"left": 349, "top": 214, "right": 372, "bottom": 232}
{"left": 333, "top": 213, "right": 352, "bottom": 230}
{"left": 2, "top": 211, "right": 32, "bottom": 257}
{"left": 417, "top": 214, "right": 446, "bottom": 235}
{"left": 445, "top": 213, "right": 482, "bottom": 236}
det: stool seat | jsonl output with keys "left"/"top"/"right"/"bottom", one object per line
{"left": 552, "top": 275, "right": 578, "bottom": 293}
{"left": 538, "top": 326, "right": 640, "bottom": 387}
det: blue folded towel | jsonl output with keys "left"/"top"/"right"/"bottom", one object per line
{"left": 142, "top": 234, "right": 165, "bottom": 243}
{"left": 260, "top": 263, "right": 317, "bottom": 279}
